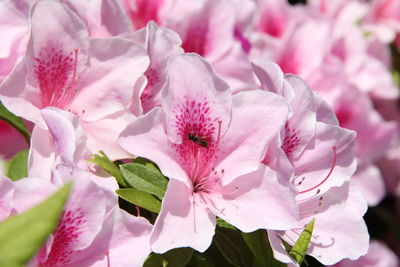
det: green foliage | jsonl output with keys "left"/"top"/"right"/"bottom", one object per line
{"left": 6, "top": 149, "right": 29, "bottom": 181}
{"left": 242, "top": 230, "right": 286, "bottom": 267}
{"left": 144, "top": 248, "right": 193, "bottom": 267}
{"left": 186, "top": 252, "right": 216, "bottom": 267}
{"left": 120, "top": 163, "right": 168, "bottom": 200}
{"left": 289, "top": 218, "right": 315, "bottom": 265}
{"left": 213, "top": 225, "right": 253, "bottom": 266}
{"left": 116, "top": 188, "right": 161, "bottom": 213}
{"left": 393, "top": 70, "right": 400, "bottom": 87}
{"left": 216, "top": 218, "right": 237, "bottom": 230}
{"left": 0, "top": 102, "right": 30, "bottom": 143}
{"left": 88, "top": 151, "right": 127, "bottom": 187}
{"left": 0, "top": 182, "right": 72, "bottom": 267}
{"left": 133, "top": 157, "right": 162, "bottom": 172}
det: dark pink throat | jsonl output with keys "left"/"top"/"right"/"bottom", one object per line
{"left": 172, "top": 99, "right": 223, "bottom": 193}
{"left": 282, "top": 123, "right": 301, "bottom": 158}
{"left": 182, "top": 22, "right": 209, "bottom": 57}
{"left": 39, "top": 208, "right": 86, "bottom": 267}
{"left": 127, "top": 0, "right": 163, "bottom": 29}
{"left": 34, "top": 43, "right": 79, "bottom": 109}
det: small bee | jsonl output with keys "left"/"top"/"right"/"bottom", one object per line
{"left": 188, "top": 133, "right": 208, "bottom": 148}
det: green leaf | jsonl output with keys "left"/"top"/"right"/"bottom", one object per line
{"left": 133, "top": 157, "right": 162, "bottom": 172}
{"left": 242, "top": 230, "right": 286, "bottom": 267}
{"left": 144, "top": 247, "right": 193, "bottom": 267}
{"left": 0, "top": 102, "right": 30, "bottom": 143}
{"left": 116, "top": 188, "right": 161, "bottom": 213}
{"left": 393, "top": 70, "right": 400, "bottom": 87}
{"left": 216, "top": 218, "right": 237, "bottom": 230}
{"left": 214, "top": 226, "right": 253, "bottom": 266}
{"left": 187, "top": 252, "right": 216, "bottom": 267}
{"left": 0, "top": 182, "right": 72, "bottom": 266}
{"left": 6, "top": 149, "right": 29, "bottom": 181}
{"left": 289, "top": 218, "right": 315, "bottom": 265}
{"left": 88, "top": 151, "right": 127, "bottom": 187}
{"left": 120, "top": 163, "right": 168, "bottom": 200}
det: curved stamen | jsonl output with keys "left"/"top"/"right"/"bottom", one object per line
{"left": 298, "top": 146, "right": 337, "bottom": 194}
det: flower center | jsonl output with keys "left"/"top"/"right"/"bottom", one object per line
{"left": 181, "top": 22, "right": 210, "bottom": 56}
{"left": 126, "top": 0, "right": 163, "bottom": 29}
{"left": 172, "top": 99, "right": 222, "bottom": 193}
{"left": 34, "top": 43, "right": 79, "bottom": 109}
{"left": 282, "top": 123, "right": 301, "bottom": 158}
{"left": 39, "top": 208, "right": 86, "bottom": 267}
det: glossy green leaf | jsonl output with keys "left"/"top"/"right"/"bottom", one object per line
{"left": 116, "top": 188, "right": 161, "bottom": 213}
{"left": 88, "top": 151, "right": 127, "bottom": 187}
{"left": 0, "top": 182, "right": 72, "bottom": 266}
{"left": 6, "top": 149, "right": 29, "bottom": 181}
{"left": 289, "top": 218, "right": 315, "bottom": 265}
{"left": 0, "top": 102, "right": 30, "bottom": 142}
{"left": 242, "top": 230, "right": 286, "bottom": 267}
{"left": 214, "top": 227, "right": 253, "bottom": 266}
{"left": 120, "top": 163, "right": 168, "bottom": 200}
{"left": 133, "top": 157, "right": 162, "bottom": 172}
{"left": 144, "top": 247, "right": 193, "bottom": 267}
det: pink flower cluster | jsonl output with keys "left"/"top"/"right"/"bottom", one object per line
{"left": 0, "top": 0, "right": 399, "bottom": 266}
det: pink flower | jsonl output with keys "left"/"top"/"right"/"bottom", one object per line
{"left": 127, "top": 21, "right": 184, "bottom": 114}
{"left": 252, "top": 60, "right": 369, "bottom": 265}
{"left": 10, "top": 169, "right": 152, "bottom": 267}
{"left": 0, "top": 120, "right": 29, "bottom": 160}
{"left": 60, "top": 0, "right": 132, "bottom": 38}
{"left": 0, "top": 175, "right": 14, "bottom": 221}
{"left": 0, "top": 0, "right": 149, "bottom": 159}
{"left": 162, "top": 0, "right": 256, "bottom": 92}
{"left": 28, "top": 107, "right": 90, "bottom": 183}
{"left": 250, "top": 6, "right": 397, "bottom": 206}
{"left": 332, "top": 85, "right": 396, "bottom": 205}
{"left": 334, "top": 240, "right": 399, "bottom": 267}
{"left": 0, "top": 0, "right": 30, "bottom": 83}
{"left": 364, "top": 0, "right": 400, "bottom": 43}
{"left": 119, "top": 54, "right": 298, "bottom": 253}
{"left": 122, "top": 0, "right": 166, "bottom": 30}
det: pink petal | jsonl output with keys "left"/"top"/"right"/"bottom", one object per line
{"left": 162, "top": 53, "right": 231, "bottom": 144}
{"left": 151, "top": 179, "right": 216, "bottom": 253}
{"left": 211, "top": 165, "right": 299, "bottom": 232}
{"left": 216, "top": 90, "right": 289, "bottom": 185}
{"left": 0, "top": 175, "right": 14, "bottom": 221}
{"left": 119, "top": 108, "right": 189, "bottom": 184}
{"left": 70, "top": 37, "right": 149, "bottom": 122}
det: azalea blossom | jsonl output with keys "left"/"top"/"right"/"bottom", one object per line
{"left": 252, "top": 60, "right": 369, "bottom": 264}
{"left": 334, "top": 240, "right": 399, "bottom": 267}
{"left": 126, "top": 21, "right": 184, "bottom": 114}
{"left": 8, "top": 170, "right": 152, "bottom": 267}
{"left": 119, "top": 53, "right": 299, "bottom": 253}
{"left": 0, "top": 0, "right": 149, "bottom": 159}
{"left": 0, "top": 0, "right": 30, "bottom": 83}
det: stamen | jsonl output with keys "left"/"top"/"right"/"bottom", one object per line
{"left": 192, "top": 197, "right": 197, "bottom": 233}
{"left": 106, "top": 252, "right": 110, "bottom": 267}
{"left": 136, "top": 206, "right": 141, "bottom": 217}
{"left": 215, "top": 120, "right": 222, "bottom": 149}
{"left": 72, "top": 48, "right": 79, "bottom": 84}
{"left": 298, "top": 146, "right": 337, "bottom": 194}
